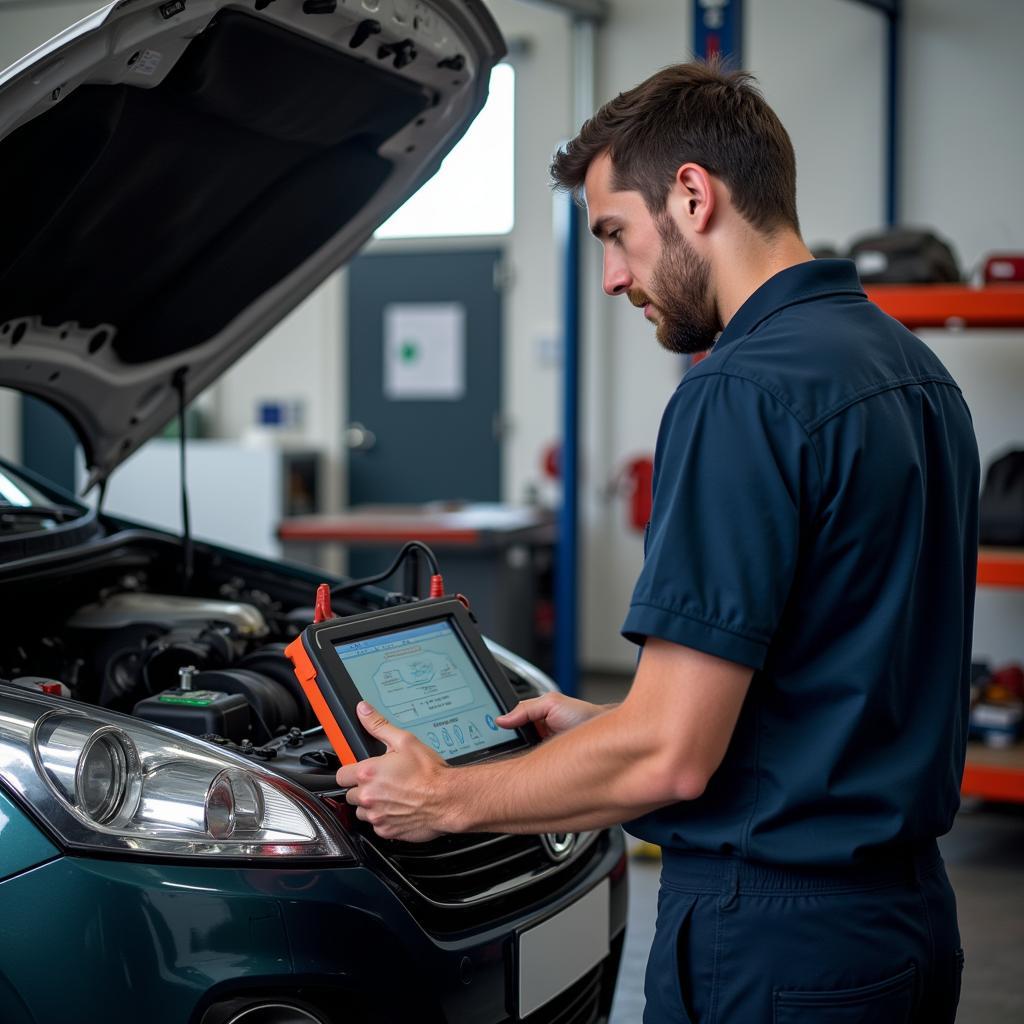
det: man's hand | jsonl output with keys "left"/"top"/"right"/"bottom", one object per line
{"left": 335, "top": 702, "right": 449, "bottom": 843}
{"left": 495, "top": 693, "right": 609, "bottom": 739}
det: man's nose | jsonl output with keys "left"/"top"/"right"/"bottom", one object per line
{"left": 602, "top": 253, "right": 632, "bottom": 296}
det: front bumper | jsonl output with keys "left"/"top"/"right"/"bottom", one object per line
{"left": 0, "top": 828, "right": 626, "bottom": 1024}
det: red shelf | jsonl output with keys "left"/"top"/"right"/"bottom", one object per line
{"left": 872, "top": 290, "right": 1024, "bottom": 803}
{"left": 865, "top": 284, "right": 1024, "bottom": 329}
{"left": 962, "top": 743, "right": 1024, "bottom": 804}
{"left": 977, "top": 548, "right": 1024, "bottom": 589}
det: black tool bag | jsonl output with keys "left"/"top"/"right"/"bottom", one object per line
{"left": 980, "top": 450, "right": 1024, "bottom": 546}
{"left": 848, "top": 228, "right": 961, "bottom": 284}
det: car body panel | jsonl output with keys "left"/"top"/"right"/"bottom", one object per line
{"left": 0, "top": 787, "right": 59, "bottom": 884}
{"left": 0, "top": 822, "right": 626, "bottom": 1023}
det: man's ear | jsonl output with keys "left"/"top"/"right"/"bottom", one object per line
{"left": 669, "top": 162, "right": 715, "bottom": 234}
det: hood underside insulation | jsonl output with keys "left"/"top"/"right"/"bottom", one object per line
{"left": 0, "top": 10, "right": 431, "bottom": 364}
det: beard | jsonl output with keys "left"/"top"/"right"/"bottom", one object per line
{"left": 628, "top": 214, "right": 721, "bottom": 355}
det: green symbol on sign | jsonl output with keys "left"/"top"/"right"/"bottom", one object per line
{"left": 400, "top": 340, "right": 419, "bottom": 363}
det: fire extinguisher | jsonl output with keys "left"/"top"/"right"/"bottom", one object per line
{"left": 619, "top": 456, "right": 654, "bottom": 531}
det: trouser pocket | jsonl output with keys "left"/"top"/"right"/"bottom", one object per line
{"left": 773, "top": 963, "right": 917, "bottom": 1024}
{"left": 644, "top": 890, "right": 703, "bottom": 1024}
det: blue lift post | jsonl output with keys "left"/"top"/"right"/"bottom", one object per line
{"left": 553, "top": 7, "right": 602, "bottom": 698}
{"left": 687, "top": 0, "right": 743, "bottom": 382}
{"left": 692, "top": 0, "right": 743, "bottom": 65}
{"left": 880, "top": 0, "right": 903, "bottom": 227}
{"left": 837, "top": 0, "right": 904, "bottom": 225}
{"left": 556, "top": 196, "right": 582, "bottom": 695}
{"left": 841, "top": 0, "right": 902, "bottom": 225}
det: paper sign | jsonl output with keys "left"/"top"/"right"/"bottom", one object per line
{"left": 383, "top": 303, "right": 466, "bottom": 400}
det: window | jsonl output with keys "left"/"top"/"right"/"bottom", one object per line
{"left": 375, "top": 63, "right": 514, "bottom": 239}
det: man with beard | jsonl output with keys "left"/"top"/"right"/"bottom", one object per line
{"left": 338, "top": 61, "right": 977, "bottom": 1022}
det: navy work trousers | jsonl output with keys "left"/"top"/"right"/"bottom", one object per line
{"left": 644, "top": 841, "right": 963, "bottom": 1023}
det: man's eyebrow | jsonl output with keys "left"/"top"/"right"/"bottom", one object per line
{"left": 589, "top": 216, "right": 617, "bottom": 239}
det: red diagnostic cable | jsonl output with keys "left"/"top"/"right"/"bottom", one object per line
{"left": 314, "top": 583, "right": 335, "bottom": 623}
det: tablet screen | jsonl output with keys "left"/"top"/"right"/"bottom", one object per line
{"left": 332, "top": 619, "right": 518, "bottom": 760}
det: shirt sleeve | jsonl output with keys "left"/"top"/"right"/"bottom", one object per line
{"left": 621, "top": 372, "right": 815, "bottom": 669}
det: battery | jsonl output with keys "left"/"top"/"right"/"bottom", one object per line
{"left": 133, "top": 688, "right": 251, "bottom": 741}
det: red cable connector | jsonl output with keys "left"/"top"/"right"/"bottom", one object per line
{"left": 429, "top": 574, "right": 445, "bottom": 599}
{"left": 314, "top": 582, "right": 336, "bottom": 623}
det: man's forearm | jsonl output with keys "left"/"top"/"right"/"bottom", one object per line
{"left": 339, "top": 640, "right": 751, "bottom": 842}
{"left": 437, "top": 702, "right": 687, "bottom": 834}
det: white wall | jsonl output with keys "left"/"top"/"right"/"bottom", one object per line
{"left": 0, "top": 0, "right": 103, "bottom": 61}
{"left": 493, "top": 0, "right": 573, "bottom": 512}
{"left": 0, "top": 390, "right": 17, "bottom": 461}
{"left": 747, "top": 0, "right": 886, "bottom": 248}
{"left": 3, "top": 0, "right": 1022, "bottom": 669}
{"left": 213, "top": 274, "right": 346, "bottom": 519}
{"left": 899, "top": 0, "right": 1024, "bottom": 664}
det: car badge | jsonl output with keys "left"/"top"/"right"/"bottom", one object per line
{"left": 542, "top": 832, "right": 575, "bottom": 862}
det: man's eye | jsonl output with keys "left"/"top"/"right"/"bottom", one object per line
{"left": 609, "top": 229, "right": 622, "bottom": 244}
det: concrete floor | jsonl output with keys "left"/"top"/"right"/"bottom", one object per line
{"left": 578, "top": 676, "right": 1024, "bottom": 1023}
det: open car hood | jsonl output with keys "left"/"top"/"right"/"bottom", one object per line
{"left": 0, "top": 0, "right": 503, "bottom": 490}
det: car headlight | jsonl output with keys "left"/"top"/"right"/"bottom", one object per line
{"left": 486, "top": 639, "right": 560, "bottom": 694}
{"left": 0, "top": 689, "right": 352, "bottom": 861}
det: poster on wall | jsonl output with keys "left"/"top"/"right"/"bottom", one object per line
{"left": 383, "top": 302, "right": 466, "bottom": 400}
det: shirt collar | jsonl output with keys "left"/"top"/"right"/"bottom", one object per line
{"left": 711, "top": 258, "right": 865, "bottom": 354}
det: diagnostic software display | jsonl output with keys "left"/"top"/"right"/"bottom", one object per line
{"left": 333, "top": 620, "right": 513, "bottom": 759}
{"left": 285, "top": 596, "right": 534, "bottom": 765}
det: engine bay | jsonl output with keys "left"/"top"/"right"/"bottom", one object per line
{"left": 0, "top": 527, "right": 542, "bottom": 794}
{"left": 5, "top": 587, "right": 345, "bottom": 789}
{"left": 1, "top": 529, "right": 465, "bottom": 791}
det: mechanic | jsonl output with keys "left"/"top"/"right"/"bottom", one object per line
{"left": 338, "top": 60, "right": 978, "bottom": 1022}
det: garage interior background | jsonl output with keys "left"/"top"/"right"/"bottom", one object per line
{"left": 1, "top": 0, "right": 1022, "bottom": 677}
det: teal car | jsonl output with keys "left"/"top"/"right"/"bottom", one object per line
{"left": 0, "top": 2, "right": 627, "bottom": 1021}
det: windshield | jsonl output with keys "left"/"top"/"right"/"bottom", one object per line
{"left": 0, "top": 461, "right": 84, "bottom": 534}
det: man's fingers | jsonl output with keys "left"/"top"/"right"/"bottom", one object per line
{"left": 356, "top": 701, "right": 407, "bottom": 748}
{"left": 495, "top": 696, "right": 549, "bottom": 726}
{"left": 494, "top": 706, "right": 527, "bottom": 727}
{"left": 496, "top": 697, "right": 553, "bottom": 738}
{"left": 336, "top": 763, "right": 359, "bottom": 789}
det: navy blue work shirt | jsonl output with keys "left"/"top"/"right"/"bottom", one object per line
{"left": 622, "top": 259, "right": 979, "bottom": 866}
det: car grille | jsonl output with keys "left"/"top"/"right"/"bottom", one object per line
{"left": 360, "top": 828, "right": 597, "bottom": 906}
{"left": 322, "top": 665, "right": 602, "bottom": 920}
{"left": 329, "top": 665, "right": 600, "bottom": 912}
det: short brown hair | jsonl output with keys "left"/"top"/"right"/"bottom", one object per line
{"left": 550, "top": 60, "right": 799, "bottom": 234}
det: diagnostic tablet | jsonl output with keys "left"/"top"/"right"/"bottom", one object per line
{"left": 286, "top": 596, "right": 534, "bottom": 765}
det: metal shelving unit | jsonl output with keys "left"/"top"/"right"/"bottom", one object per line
{"left": 869, "top": 285, "right": 1024, "bottom": 803}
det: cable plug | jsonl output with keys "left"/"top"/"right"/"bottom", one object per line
{"left": 314, "top": 583, "right": 336, "bottom": 623}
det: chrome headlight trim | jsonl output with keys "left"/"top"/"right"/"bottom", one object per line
{"left": 1, "top": 687, "right": 354, "bottom": 862}
{"left": 485, "top": 640, "right": 560, "bottom": 694}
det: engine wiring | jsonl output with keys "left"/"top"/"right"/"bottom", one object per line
{"left": 330, "top": 540, "right": 444, "bottom": 604}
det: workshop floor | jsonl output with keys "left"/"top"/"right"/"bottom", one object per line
{"left": 579, "top": 675, "right": 1024, "bottom": 1024}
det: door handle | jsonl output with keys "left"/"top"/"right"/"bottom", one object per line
{"left": 344, "top": 422, "right": 377, "bottom": 452}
